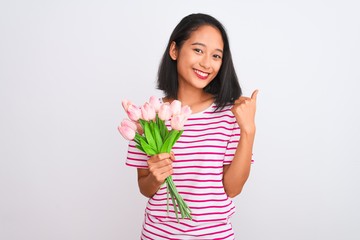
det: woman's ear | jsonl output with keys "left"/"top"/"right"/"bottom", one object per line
{"left": 169, "top": 41, "right": 178, "bottom": 60}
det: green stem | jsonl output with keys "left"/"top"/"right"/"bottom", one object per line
{"left": 165, "top": 176, "right": 192, "bottom": 220}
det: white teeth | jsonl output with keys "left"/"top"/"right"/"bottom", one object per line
{"left": 194, "top": 70, "right": 209, "bottom": 77}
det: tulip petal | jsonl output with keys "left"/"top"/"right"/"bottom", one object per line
{"left": 127, "top": 105, "right": 141, "bottom": 121}
{"left": 118, "top": 125, "right": 135, "bottom": 141}
{"left": 158, "top": 102, "right": 172, "bottom": 121}
{"left": 149, "top": 96, "right": 161, "bottom": 112}
{"left": 170, "top": 100, "right": 182, "bottom": 115}
{"left": 121, "top": 119, "right": 137, "bottom": 131}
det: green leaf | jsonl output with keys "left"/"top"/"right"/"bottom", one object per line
{"left": 153, "top": 123, "right": 163, "bottom": 152}
{"left": 156, "top": 116, "right": 168, "bottom": 139}
{"left": 139, "top": 137, "right": 157, "bottom": 155}
{"left": 138, "top": 119, "right": 146, "bottom": 131}
{"left": 143, "top": 121, "right": 157, "bottom": 151}
{"left": 160, "top": 130, "right": 179, "bottom": 153}
{"left": 150, "top": 121, "right": 157, "bottom": 142}
{"left": 172, "top": 130, "right": 183, "bottom": 146}
{"left": 135, "top": 145, "right": 144, "bottom": 152}
{"left": 156, "top": 114, "right": 160, "bottom": 125}
{"left": 134, "top": 133, "right": 144, "bottom": 145}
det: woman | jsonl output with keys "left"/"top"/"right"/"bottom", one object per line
{"left": 126, "top": 13, "right": 258, "bottom": 239}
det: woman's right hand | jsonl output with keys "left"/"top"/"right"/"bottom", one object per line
{"left": 137, "top": 152, "right": 174, "bottom": 198}
{"left": 147, "top": 152, "right": 174, "bottom": 185}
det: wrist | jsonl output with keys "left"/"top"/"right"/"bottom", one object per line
{"left": 240, "top": 125, "right": 256, "bottom": 136}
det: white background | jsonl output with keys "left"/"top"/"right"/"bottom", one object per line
{"left": 1, "top": 0, "right": 359, "bottom": 239}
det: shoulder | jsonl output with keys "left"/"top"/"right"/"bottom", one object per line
{"left": 197, "top": 103, "right": 236, "bottom": 122}
{"left": 211, "top": 103, "right": 235, "bottom": 116}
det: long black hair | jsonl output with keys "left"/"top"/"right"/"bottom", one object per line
{"left": 157, "top": 13, "right": 242, "bottom": 110}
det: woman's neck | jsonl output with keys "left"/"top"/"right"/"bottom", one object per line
{"left": 164, "top": 90, "right": 214, "bottom": 114}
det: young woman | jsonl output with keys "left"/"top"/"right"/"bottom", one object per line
{"left": 126, "top": 13, "right": 258, "bottom": 239}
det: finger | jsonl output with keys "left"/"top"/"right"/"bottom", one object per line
{"left": 251, "top": 89, "right": 259, "bottom": 100}
{"left": 158, "top": 168, "right": 173, "bottom": 182}
{"left": 152, "top": 166, "right": 173, "bottom": 184}
{"left": 157, "top": 152, "right": 172, "bottom": 161}
{"left": 153, "top": 163, "right": 172, "bottom": 174}
{"left": 148, "top": 154, "right": 168, "bottom": 164}
{"left": 170, "top": 151, "right": 175, "bottom": 161}
{"left": 148, "top": 159, "right": 172, "bottom": 172}
{"left": 234, "top": 96, "right": 250, "bottom": 104}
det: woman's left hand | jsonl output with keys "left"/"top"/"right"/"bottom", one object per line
{"left": 231, "top": 90, "right": 259, "bottom": 134}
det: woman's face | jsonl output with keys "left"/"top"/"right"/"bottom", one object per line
{"left": 170, "top": 25, "right": 224, "bottom": 92}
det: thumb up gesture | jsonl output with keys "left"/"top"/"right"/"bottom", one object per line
{"left": 231, "top": 90, "right": 259, "bottom": 134}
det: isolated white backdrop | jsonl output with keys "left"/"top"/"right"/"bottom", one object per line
{"left": 1, "top": 0, "right": 359, "bottom": 239}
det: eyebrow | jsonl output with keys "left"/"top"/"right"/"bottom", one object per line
{"left": 191, "top": 42, "right": 223, "bottom": 53}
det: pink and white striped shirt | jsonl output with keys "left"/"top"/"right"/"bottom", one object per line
{"left": 126, "top": 103, "right": 241, "bottom": 240}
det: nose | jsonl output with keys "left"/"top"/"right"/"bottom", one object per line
{"left": 199, "top": 55, "right": 211, "bottom": 69}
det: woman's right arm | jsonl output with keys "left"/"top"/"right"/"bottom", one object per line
{"left": 137, "top": 152, "right": 174, "bottom": 198}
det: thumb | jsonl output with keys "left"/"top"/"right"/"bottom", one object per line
{"left": 251, "top": 89, "right": 259, "bottom": 100}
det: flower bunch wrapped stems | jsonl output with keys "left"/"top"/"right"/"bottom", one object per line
{"left": 118, "top": 96, "right": 192, "bottom": 222}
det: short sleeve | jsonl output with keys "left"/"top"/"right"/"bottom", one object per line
{"left": 125, "top": 140, "right": 149, "bottom": 168}
{"left": 223, "top": 122, "right": 255, "bottom": 165}
{"left": 223, "top": 122, "right": 241, "bottom": 165}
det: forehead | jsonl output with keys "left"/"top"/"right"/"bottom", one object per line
{"left": 186, "top": 25, "right": 224, "bottom": 49}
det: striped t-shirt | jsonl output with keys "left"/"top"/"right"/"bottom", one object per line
{"left": 126, "top": 103, "right": 241, "bottom": 240}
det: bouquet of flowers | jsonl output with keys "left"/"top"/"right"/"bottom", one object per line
{"left": 118, "top": 96, "right": 192, "bottom": 222}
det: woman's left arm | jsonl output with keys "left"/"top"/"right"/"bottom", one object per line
{"left": 223, "top": 90, "right": 258, "bottom": 198}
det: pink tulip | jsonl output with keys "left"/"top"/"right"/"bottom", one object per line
{"left": 149, "top": 96, "right": 161, "bottom": 112}
{"left": 181, "top": 105, "right": 192, "bottom": 118}
{"left": 141, "top": 102, "right": 156, "bottom": 121}
{"left": 121, "top": 119, "right": 137, "bottom": 131}
{"left": 118, "top": 124, "right": 136, "bottom": 140}
{"left": 158, "top": 102, "right": 172, "bottom": 121}
{"left": 122, "top": 99, "right": 134, "bottom": 111}
{"left": 127, "top": 104, "right": 142, "bottom": 121}
{"left": 170, "top": 113, "right": 188, "bottom": 130}
{"left": 170, "top": 100, "right": 182, "bottom": 115}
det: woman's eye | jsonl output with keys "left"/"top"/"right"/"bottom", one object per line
{"left": 213, "top": 54, "right": 222, "bottom": 59}
{"left": 194, "top": 48, "right": 203, "bottom": 53}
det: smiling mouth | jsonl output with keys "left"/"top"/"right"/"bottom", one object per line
{"left": 194, "top": 69, "right": 209, "bottom": 79}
